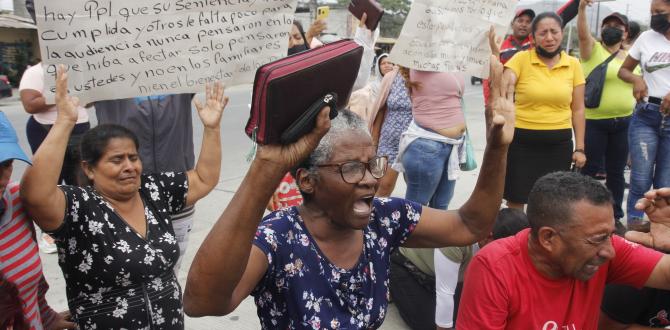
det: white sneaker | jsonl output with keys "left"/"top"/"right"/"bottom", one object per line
{"left": 39, "top": 233, "right": 57, "bottom": 254}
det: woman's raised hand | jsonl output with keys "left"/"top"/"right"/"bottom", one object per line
{"left": 579, "top": 0, "right": 595, "bottom": 11}
{"left": 194, "top": 82, "right": 228, "bottom": 129}
{"left": 488, "top": 26, "right": 502, "bottom": 58}
{"left": 256, "top": 107, "right": 331, "bottom": 173}
{"left": 487, "top": 55, "right": 515, "bottom": 148}
{"left": 55, "top": 65, "right": 80, "bottom": 125}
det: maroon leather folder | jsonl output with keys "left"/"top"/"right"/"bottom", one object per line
{"left": 246, "top": 40, "right": 364, "bottom": 145}
{"left": 348, "top": 0, "right": 384, "bottom": 31}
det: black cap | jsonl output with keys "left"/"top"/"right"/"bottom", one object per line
{"left": 603, "top": 12, "right": 629, "bottom": 31}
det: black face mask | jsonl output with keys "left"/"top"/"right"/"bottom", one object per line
{"left": 651, "top": 13, "right": 670, "bottom": 35}
{"left": 535, "top": 45, "right": 563, "bottom": 59}
{"left": 287, "top": 44, "right": 309, "bottom": 56}
{"left": 601, "top": 27, "right": 624, "bottom": 46}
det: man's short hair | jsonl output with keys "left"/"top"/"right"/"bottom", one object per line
{"left": 527, "top": 172, "right": 613, "bottom": 236}
{"left": 492, "top": 208, "right": 529, "bottom": 240}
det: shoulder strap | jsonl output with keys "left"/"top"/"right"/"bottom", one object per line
{"left": 600, "top": 49, "right": 620, "bottom": 68}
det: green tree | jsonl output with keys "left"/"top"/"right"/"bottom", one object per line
{"left": 337, "top": 0, "right": 411, "bottom": 38}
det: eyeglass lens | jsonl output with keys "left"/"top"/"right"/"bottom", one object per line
{"left": 340, "top": 157, "right": 388, "bottom": 183}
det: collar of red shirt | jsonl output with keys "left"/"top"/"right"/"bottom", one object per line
{"left": 501, "top": 35, "right": 532, "bottom": 50}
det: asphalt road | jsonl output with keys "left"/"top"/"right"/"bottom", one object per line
{"left": 0, "top": 80, "right": 488, "bottom": 329}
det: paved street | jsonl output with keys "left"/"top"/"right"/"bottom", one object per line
{"left": 2, "top": 81, "right": 488, "bottom": 329}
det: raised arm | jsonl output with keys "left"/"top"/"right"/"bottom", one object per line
{"left": 184, "top": 108, "right": 331, "bottom": 317}
{"left": 185, "top": 82, "right": 227, "bottom": 206}
{"left": 577, "top": 0, "right": 596, "bottom": 61}
{"left": 403, "top": 56, "right": 515, "bottom": 247}
{"left": 618, "top": 56, "right": 647, "bottom": 102}
{"left": 352, "top": 13, "right": 378, "bottom": 91}
{"left": 20, "top": 66, "right": 78, "bottom": 232}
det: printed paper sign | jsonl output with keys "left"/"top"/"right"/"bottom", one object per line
{"left": 34, "top": 0, "right": 297, "bottom": 103}
{"left": 389, "top": 0, "right": 518, "bottom": 78}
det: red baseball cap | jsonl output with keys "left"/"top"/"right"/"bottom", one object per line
{"left": 514, "top": 8, "right": 536, "bottom": 21}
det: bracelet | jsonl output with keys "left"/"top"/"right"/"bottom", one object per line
{"left": 573, "top": 149, "right": 585, "bottom": 155}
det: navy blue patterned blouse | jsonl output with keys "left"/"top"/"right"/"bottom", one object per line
{"left": 252, "top": 197, "right": 422, "bottom": 329}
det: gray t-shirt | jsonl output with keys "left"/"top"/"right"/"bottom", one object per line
{"left": 94, "top": 94, "right": 195, "bottom": 173}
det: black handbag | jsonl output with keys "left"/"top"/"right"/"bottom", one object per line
{"left": 584, "top": 50, "right": 619, "bottom": 109}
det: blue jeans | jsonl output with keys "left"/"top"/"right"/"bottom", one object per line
{"left": 582, "top": 116, "right": 630, "bottom": 219}
{"left": 627, "top": 102, "right": 670, "bottom": 222}
{"left": 402, "top": 138, "right": 456, "bottom": 210}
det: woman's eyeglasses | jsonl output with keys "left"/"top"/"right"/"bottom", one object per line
{"left": 315, "top": 156, "right": 388, "bottom": 184}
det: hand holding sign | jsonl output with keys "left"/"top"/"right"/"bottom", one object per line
{"left": 35, "top": 0, "right": 298, "bottom": 103}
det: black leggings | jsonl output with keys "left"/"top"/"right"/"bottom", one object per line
{"left": 26, "top": 116, "right": 90, "bottom": 185}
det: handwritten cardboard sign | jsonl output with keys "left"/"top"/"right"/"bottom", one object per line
{"left": 389, "top": 0, "right": 518, "bottom": 78}
{"left": 34, "top": 0, "right": 297, "bottom": 103}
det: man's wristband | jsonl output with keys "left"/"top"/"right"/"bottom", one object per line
{"left": 573, "top": 149, "right": 585, "bottom": 155}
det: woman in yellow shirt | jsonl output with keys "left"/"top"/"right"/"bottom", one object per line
{"left": 503, "top": 12, "right": 586, "bottom": 209}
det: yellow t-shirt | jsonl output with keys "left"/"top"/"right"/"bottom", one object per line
{"left": 505, "top": 50, "right": 586, "bottom": 130}
{"left": 581, "top": 43, "right": 636, "bottom": 120}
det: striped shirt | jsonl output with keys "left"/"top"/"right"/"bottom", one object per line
{"left": 0, "top": 182, "right": 57, "bottom": 330}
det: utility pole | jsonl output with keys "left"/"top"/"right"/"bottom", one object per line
{"left": 595, "top": 2, "right": 602, "bottom": 36}
{"left": 309, "top": 0, "right": 318, "bottom": 19}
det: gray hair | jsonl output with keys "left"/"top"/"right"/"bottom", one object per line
{"left": 293, "top": 109, "right": 371, "bottom": 175}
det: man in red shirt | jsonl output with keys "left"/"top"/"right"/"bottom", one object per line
{"left": 483, "top": 8, "right": 535, "bottom": 105}
{"left": 456, "top": 172, "right": 670, "bottom": 330}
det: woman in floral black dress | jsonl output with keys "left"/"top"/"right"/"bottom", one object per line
{"left": 20, "top": 67, "right": 228, "bottom": 329}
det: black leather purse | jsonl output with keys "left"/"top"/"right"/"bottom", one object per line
{"left": 584, "top": 50, "right": 619, "bottom": 109}
{"left": 245, "top": 40, "right": 363, "bottom": 145}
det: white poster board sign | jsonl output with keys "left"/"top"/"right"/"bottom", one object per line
{"left": 389, "top": 0, "right": 518, "bottom": 78}
{"left": 34, "top": 0, "right": 297, "bottom": 103}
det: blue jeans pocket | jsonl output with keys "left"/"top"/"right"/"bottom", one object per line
{"left": 634, "top": 102, "right": 662, "bottom": 126}
{"left": 408, "top": 138, "right": 441, "bottom": 155}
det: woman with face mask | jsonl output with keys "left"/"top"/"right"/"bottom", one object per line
{"left": 577, "top": 1, "right": 635, "bottom": 230}
{"left": 502, "top": 12, "right": 586, "bottom": 210}
{"left": 618, "top": 0, "right": 670, "bottom": 232}
{"left": 287, "top": 21, "right": 311, "bottom": 55}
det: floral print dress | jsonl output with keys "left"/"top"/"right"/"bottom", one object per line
{"left": 47, "top": 172, "right": 188, "bottom": 330}
{"left": 252, "top": 197, "right": 422, "bottom": 329}
{"left": 378, "top": 74, "right": 413, "bottom": 164}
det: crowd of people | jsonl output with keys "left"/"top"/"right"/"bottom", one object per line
{"left": 2, "top": 0, "right": 670, "bottom": 329}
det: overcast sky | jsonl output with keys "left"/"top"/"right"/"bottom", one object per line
{"left": 519, "top": 0, "right": 653, "bottom": 23}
